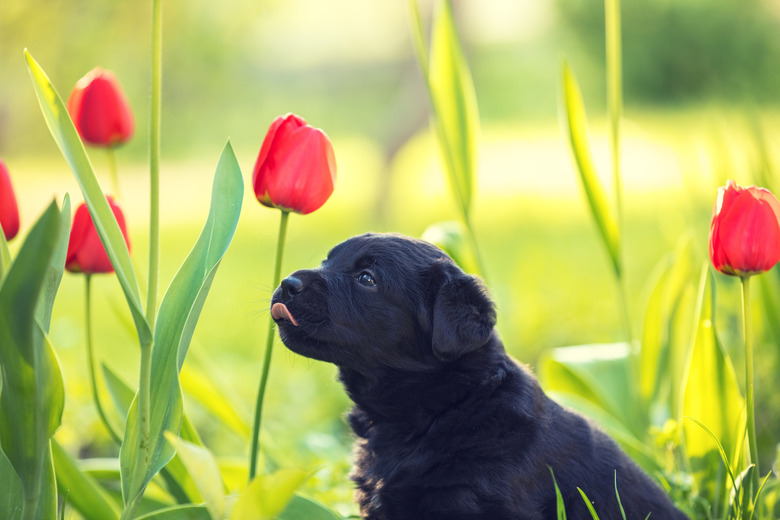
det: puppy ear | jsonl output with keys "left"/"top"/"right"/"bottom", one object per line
{"left": 431, "top": 270, "right": 496, "bottom": 361}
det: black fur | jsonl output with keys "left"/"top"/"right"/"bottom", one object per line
{"left": 271, "top": 233, "right": 687, "bottom": 520}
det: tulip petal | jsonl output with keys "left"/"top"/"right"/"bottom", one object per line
{"left": 252, "top": 114, "right": 336, "bottom": 214}
{"left": 718, "top": 190, "right": 780, "bottom": 275}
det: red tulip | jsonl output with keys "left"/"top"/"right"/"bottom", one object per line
{"left": 252, "top": 113, "right": 336, "bottom": 215}
{"left": 67, "top": 68, "right": 135, "bottom": 148}
{"left": 709, "top": 179, "right": 780, "bottom": 277}
{"left": 0, "top": 159, "right": 19, "bottom": 241}
{"left": 66, "top": 196, "right": 131, "bottom": 274}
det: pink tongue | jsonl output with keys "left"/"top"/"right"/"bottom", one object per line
{"left": 271, "top": 303, "right": 299, "bottom": 327}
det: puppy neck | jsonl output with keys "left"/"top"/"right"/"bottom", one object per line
{"left": 338, "top": 336, "right": 515, "bottom": 425}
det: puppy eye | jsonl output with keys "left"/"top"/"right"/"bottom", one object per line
{"left": 357, "top": 272, "right": 377, "bottom": 287}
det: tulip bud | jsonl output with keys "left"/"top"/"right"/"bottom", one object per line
{"left": 709, "top": 179, "right": 780, "bottom": 277}
{"left": 0, "top": 159, "right": 20, "bottom": 240}
{"left": 67, "top": 68, "right": 135, "bottom": 148}
{"left": 66, "top": 196, "right": 131, "bottom": 274}
{"left": 252, "top": 113, "right": 336, "bottom": 215}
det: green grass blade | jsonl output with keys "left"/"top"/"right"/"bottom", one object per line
{"left": 614, "top": 472, "right": 627, "bottom": 520}
{"left": 24, "top": 50, "right": 151, "bottom": 348}
{"left": 685, "top": 416, "right": 740, "bottom": 512}
{"left": 549, "top": 467, "right": 567, "bottom": 520}
{"left": 0, "top": 200, "right": 65, "bottom": 518}
{"left": 681, "top": 265, "right": 745, "bottom": 504}
{"left": 577, "top": 488, "right": 601, "bottom": 519}
{"left": 51, "top": 439, "right": 120, "bottom": 520}
{"left": 119, "top": 141, "right": 243, "bottom": 509}
{"left": 560, "top": 60, "right": 620, "bottom": 275}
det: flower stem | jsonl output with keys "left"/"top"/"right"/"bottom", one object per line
{"left": 146, "top": 0, "right": 162, "bottom": 329}
{"left": 107, "top": 147, "right": 120, "bottom": 199}
{"left": 249, "top": 210, "right": 290, "bottom": 481}
{"left": 741, "top": 275, "right": 760, "bottom": 498}
{"left": 85, "top": 275, "right": 122, "bottom": 445}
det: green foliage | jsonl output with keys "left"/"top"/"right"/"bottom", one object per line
{"left": 0, "top": 200, "right": 69, "bottom": 520}
{"left": 119, "top": 142, "right": 243, "bottom": 512}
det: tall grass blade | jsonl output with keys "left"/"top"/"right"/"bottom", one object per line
{"left": 560, "top": 61, "right": 620, "bottom": 275}
{"left": 577, "top": 488, "right": 601, "bottom": 519}
{"left": 549, "top": 467, "right": 567, "bottom": 520}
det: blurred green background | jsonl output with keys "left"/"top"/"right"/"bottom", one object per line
{"left": 4, "top": 0, "right": 780, "bottom": 514}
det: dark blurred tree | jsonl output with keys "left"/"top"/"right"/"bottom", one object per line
{"left": 556, "top": 0, "right": 780, "bottom": 104}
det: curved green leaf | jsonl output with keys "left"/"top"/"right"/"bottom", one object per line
{"left": 0, "top": 220, "right": 10, "bottom": 280}
{"left": 0, "top": 200, "right": 65, "bottom": 517}
{"left": 165, "top": 434, "right": 225, "bottom": 520}
{"left": 35, "top": 195, "right": 71, "bottom": 334}
{"left": 560, "top": 60, "right": 620, "bottom": 275}
{"left": 120, "top": 141, "right": 243, "bottom": 509}
{"left": 25, "top": 50, "right": 151, "bottom": 348}
{"left": 230, "top": 469, "right": 310, "bottom": 520}
{"left": 278, "top": 495, "right": 343, "bottom": 520}
{"left": 51, "top": 440, "right": 119, "bottom": 520}
{"left": 134, "top": 505, "right": 211, "bottom": 520}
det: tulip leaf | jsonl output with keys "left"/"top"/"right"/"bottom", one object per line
{"left": 24, "top": 49, "right": 151, "bottom": 349}
{"left": 180, "top": 363, "right": 251, "bottom": 439}
{"left": 164, "top": 433, "right": 226, "bottom": 520}
{"left": 682, "top": 264, "right": 745, "bottom": 504}
{"left": 120, "top": 141, "right": 243, "bottom": 510}
{"left": 36, "top": 194, "right": 71, "bottom": 334}
{"left": 278, "top": 495, "right": 343, "bottom": 520}
{"left": 230, "top": 468, "right": 311, "bottom": 520}
{"left": 0, "top": 447, "right": 24, "bottom": 519}
{"left": 409, "top": 0, "right": 479, "bottom": 220}
{"left": 51, "top": 439, "right": 120, "bottom": 520}
{"left": 0, "top": 200, "right": 66, "bottom": 518}
{"left": 638, "top": 240, "right": 697, "bottom": 417}
{"left": 134, "top": 505, "right": 211, "bottom": 520}
{"left": 102, "top": 362, "right": 207, "bottom": 504}
{"left": 560, "top": 60, "right": 620, "bottom": 275}
{"left": 0, "top": 220, "right": 10, "bottom": 281}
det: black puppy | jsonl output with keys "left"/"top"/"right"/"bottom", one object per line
{"left": 271, "top": 233, "right": 687, "bottom": 520}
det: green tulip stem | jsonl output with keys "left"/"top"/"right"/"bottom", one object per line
{"left": 85, "top": 275, "right": 122, "bottom": 445}
{"left": 249, "top": 209, "right": 290, "bottom": 481}
{"left": 146, "top": 0, "right": 162, "bottom": 329}
{"left": 741, "top": 275, "right": 760, "bottom": 498}
{"left": 106, "top": 147, "right": 120, "bottom": 199}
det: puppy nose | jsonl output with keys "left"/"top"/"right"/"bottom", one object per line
{"left": 280, "top": 275, "right": 304, "bottom": 297}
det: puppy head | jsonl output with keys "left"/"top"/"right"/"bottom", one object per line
{"left": 271, "top": 233, "right": 496, "bottom": 372}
